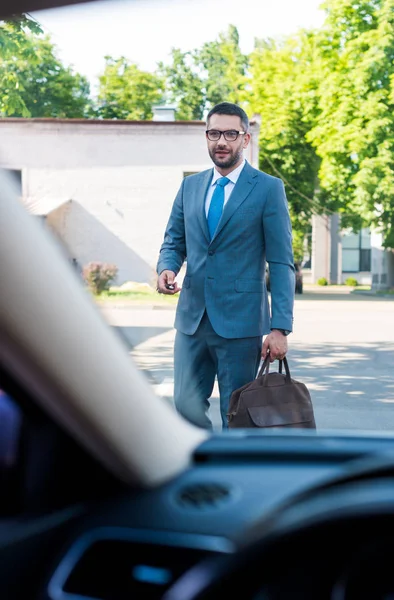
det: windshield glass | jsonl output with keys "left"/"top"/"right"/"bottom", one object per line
{"left": 1, "top": 0, "right": 394, "bottom": 434}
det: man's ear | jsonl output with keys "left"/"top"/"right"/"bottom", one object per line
{"left": 243, "top": 132, "right": 251, "bottom": 148}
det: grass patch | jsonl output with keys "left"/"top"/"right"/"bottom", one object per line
{"left": 94, "top": 288, "right": 178, "bottom": 305}
{"left": 306, "top": 284, "right": 371, "bottom": 291}
{"left": 351, "top": 285, "right": 371, "bottom": 291}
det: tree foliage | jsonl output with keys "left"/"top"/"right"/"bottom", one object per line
{"left": 309, "top": 0, "right": 394, "bottom": 246}
{"left": 95, "top": 57, "right": 164, "bottom": 120}
{"left": 0, "top": 14, "right": 91, "bottom": 118}
{"left": 197, "top": 25, "right": 247, "bottom": 108}
{"left": 158, "top": 25, "right": 247, "bottom": 118}
{"left": 246, "top": 0, "right": 394, "bottom": 248}
{"left": 157, "top": 49, "right": 204, "bottom": 120}
{"left": 245, "top": 33, "right": 322, "bottom": 259}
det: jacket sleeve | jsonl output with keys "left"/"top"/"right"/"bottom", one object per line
{"left": 262, "top": 178, "right": 295, "bottom": 332}
{"left": 157, "top": 179, "right": 187, "bottom": 276}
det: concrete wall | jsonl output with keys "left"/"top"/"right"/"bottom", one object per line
{"left": 311, "top": 214, "right": 331, "bottom": 283}
{"left": 388, "top": 251, "right": 394, "bottom": 288}
{"left": 329, "top": 213, "right": 341, "bottom": 284}
{"left": 0, "top": 119, "right": 259, "bottom": 284}
{"left": 371, "top": 231, "right": 391, "bottom": 290}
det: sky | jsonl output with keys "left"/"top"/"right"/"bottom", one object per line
{"left": 32, "top": 0, "right": 326, "bottom": 88}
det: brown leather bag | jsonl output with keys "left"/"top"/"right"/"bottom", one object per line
{"left": 227, "top": 356, "right": 316, "bottom": 429}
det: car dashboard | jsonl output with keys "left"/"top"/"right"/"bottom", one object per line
{"left": 27, "top": 431, "right": 394, "bottom": 600}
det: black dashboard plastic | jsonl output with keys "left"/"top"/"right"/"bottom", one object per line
{"left": 41, "top": 432, "right": 394, "bottom": 600}
{"left": 47, "top": 528, "right": 233, "bottom": 600}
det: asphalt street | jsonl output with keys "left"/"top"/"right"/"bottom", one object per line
{"left": 101, "top": 289, "right": 394, "bottom": 432}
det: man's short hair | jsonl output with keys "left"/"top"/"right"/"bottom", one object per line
{"left": 207, "top": 102, "right": 249, "bottom": 132}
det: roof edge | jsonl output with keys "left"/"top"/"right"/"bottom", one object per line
{"left": 0, "top": 117, "right": 258, "bottom": 126}
{"left": 0, "top": 118, "right": 205, "bottom": 125}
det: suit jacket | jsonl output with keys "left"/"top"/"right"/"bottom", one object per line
{"left": 157, "top": 161, "right": 295, "bottom": 339}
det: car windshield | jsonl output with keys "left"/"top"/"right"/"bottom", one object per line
{"left": 1, "top": 0, "right": 394, "bottom": 438}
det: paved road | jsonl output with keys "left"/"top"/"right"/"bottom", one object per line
{"left": 101, "top": 290, "right": 394, "bottom": 432}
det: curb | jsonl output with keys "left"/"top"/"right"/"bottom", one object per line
{"left": 351, "top": 291, "right": 394, "bottom": 299}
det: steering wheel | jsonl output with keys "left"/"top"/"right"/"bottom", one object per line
{"left": 163, "top": 451, "right": 394, "bottom": 600}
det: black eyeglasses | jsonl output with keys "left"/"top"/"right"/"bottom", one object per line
{"left": 206, "top": 129, "right": 246, "bottom": 142}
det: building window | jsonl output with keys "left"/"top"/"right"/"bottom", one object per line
{"left": 342, "top": 228, "right": 371, "bottom": 272}
{"left": 360, "top": 249, "right": 372, "bottom": 272}
{"left": 342, "top": 249, "right": 360, "bottom": 272}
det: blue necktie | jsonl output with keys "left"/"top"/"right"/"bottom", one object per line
{"left": 207, "top": 176, "right": 230, "bottom": 240}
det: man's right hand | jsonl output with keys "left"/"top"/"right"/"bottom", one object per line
{"left": 157, "top": 270, "right": 181, "bottom": 295}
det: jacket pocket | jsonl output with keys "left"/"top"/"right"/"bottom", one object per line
{"left": 235, "top": 279, "right": 263, "bottom": 293}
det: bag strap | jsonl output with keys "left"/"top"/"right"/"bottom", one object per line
{"left": 258, "top": 355, "right": 292, "bottom": 384}
{"left": 280, "top": 357, "right": 292, "bottom": 383}
{"left": 257, "top": 355, "right": 270, "bottom": 378}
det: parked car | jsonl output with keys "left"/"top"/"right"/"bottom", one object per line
{"left": 266, "top": 262, "right": 303, "bottom": 294}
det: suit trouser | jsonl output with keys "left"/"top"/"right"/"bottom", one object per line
{"left": 174, "top": 312, "right": 262, "bottom": 430}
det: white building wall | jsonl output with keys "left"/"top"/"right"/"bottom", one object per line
{"left": 371, "top": 231, "right": 389, "bottom": 290}
{"left": 25, "top": 165, "right": 187, "bottom": 278}
{"left": 311, "top": 214, "right": 331, "bottom": 283}
{"left": 0, "top": 119, "right": 259, "bottom": 284}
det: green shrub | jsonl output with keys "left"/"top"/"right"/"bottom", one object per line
{"left": 83, "top": 262, "right": 118, "bottom": 295}
{"left": 345, "top": 277, "right": 358, "bottom": 287}
{"left": 317, "top": 277, "right": 328, "bottom": 286}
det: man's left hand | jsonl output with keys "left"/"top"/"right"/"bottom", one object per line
{"left": 262, "top": 330, "right": 288, "bottom": 362}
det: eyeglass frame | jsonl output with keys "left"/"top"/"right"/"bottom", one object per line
{"left": 205, "top": 129, "right": 247, "bottom": 142}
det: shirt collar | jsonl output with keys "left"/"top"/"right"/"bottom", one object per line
{"left": 211, "top": 159, "right": 246, "bottom": 186}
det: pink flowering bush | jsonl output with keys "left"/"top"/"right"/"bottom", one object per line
{"left": 82, "top": 262, "right": 118, "bottom": 295}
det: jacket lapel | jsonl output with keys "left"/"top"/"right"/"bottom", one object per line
{"left": 197, "top": 168, "right": 213, "bottom": 244}
{"left": 211, "top": 162, "right": 258, "bottom": 243}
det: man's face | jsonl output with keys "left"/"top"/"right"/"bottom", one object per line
{"left": 206, "top": 114, "right": 251, "bottom": 172}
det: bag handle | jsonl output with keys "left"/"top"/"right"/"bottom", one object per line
{"left": 257, "top": 355, "right": 291, "bottom": 384}
{"left": 257, "top": 355, "right": 270, "bottom": 378}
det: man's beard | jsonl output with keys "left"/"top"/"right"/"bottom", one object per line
{"left": 209, "top": 146, "right": 243, "bottom": 170}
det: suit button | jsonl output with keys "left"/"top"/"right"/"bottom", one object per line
{"left": 208, "top": 250, "right": 214, "bottom": 256}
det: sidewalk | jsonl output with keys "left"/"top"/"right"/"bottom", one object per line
{"left": 303, "top": 284, "right": 394, "bottom": 298}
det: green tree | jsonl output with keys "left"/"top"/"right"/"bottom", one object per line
{"left": 246, "top": 33, "right": 323, "bottom": 260}
{"left": 308, "top": 0, "right": 394, "bottom": 246}
{"left": 95, "top": 57, "right": 164, "bottom": 120}
{"left": 157, "top": 49, "right": 205, "bottom": 120}
{"left": 0, "top": 14, "right": 91, "bottom": 118}
{"left": 156, "top": 25, "right": 247, "bottom": 117}
{"left": 246, "top": 0, "right": 394, "bottom": 251}
{"left": 0, "top": 15, "right": 42, "bottom": 117}
{"left": 197, "top": 25, "right": 248, "bottom": 108}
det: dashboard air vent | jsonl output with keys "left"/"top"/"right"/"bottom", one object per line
{"left": 177, "top": 483, "right": 231, "bottom": 509}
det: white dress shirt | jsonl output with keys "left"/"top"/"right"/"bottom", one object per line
{"left": 205, "top": 159, "right": 246, "bottom": 217}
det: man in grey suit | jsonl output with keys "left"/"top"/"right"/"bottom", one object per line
{"left": 157, "top": 102, "right": 295, "bottom": 430}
